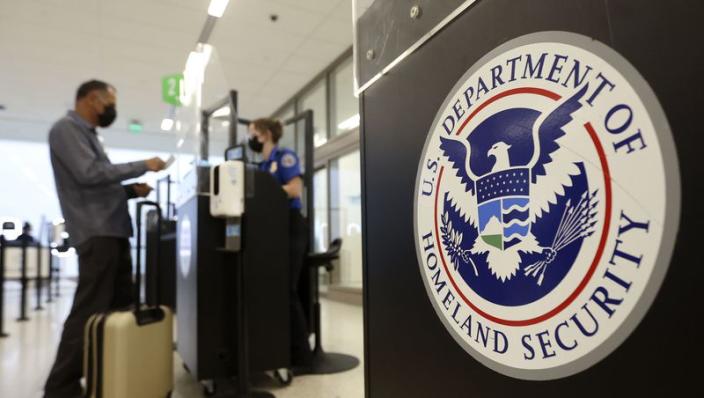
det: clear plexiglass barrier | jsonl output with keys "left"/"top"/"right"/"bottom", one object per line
{"left": 167, "top": 43, "right": 237, "bottom": 204}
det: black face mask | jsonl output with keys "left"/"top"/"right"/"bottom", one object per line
{"left": 97, "top": 104, "right": 117, "bottom": 127}
{"left": 248, "top": 136, "right": 263, "bottom": 153}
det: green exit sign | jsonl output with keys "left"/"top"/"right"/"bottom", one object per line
{"left": 162, "top": 74, "right": 183, "bottom": 106}
{"left": 128, "top": 120, "right": 143, "bottom": 134}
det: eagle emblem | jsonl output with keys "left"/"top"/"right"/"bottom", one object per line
{"left": 438, "top": 85, "right": 599, "bottom": 292}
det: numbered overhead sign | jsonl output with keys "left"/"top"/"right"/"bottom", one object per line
{"left": 162, "top": 74, "right": 183, "bottom": 106}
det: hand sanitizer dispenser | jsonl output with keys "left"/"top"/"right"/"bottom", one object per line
{"left": 210, "top": 160, "right": 245, "bottom": 218}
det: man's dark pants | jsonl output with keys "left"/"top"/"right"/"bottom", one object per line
{"left": 44, "top": 237, "right": 134, "bottom": 398}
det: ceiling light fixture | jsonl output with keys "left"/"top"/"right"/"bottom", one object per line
{"left": 181, "top": 43, "right": 213, "bottom": 105}
{"left": 128, "top": 119, "right": 144, "bottom": 133}
{"left": 337, "top": 114, "right": 361, "bottom": 131}
{"left": 161, "top": 118, "right": 175, "bottom": 131}
{"left": 208, "top": 0, "right": 230, "bottom": 18}
{"left": 184, "top": 44, "right": 212, "bottom": 85}
{"left": 212, "top": 106, "right": 231, "bottom": 118}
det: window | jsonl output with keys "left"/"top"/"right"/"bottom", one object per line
{"left": 274, "top": 104, "right": 296, "bottom": 151}
{"left": 313, "top": 168, "right": 329, "bottom": 253}
{"left": 269, "top": 52, "right": 363, "bottom": 290}
{"left": 299, "top": 79, "right": 328, "bottom": 148}
{"left": 331, "top": 57, "right": 359, "bottom": 136}
{"left": 330, "top": 150, "right": 362, "bottom": 287}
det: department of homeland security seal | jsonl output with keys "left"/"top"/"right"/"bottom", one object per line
{"left": 179, "top": 215, "right": 192, "bottom": 278}
{"left": 413, "top": 32, "right": 680, "bottom": 380}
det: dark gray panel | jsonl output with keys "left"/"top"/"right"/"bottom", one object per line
{"left": 361, "top": 0, "right": 702, "bottom": 396}
{"left": 356, "top": 0, "right": 466, "bottom": 86}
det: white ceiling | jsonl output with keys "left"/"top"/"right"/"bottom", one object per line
{"left": 0, "top": 0, "right": 353, "bottom": 148}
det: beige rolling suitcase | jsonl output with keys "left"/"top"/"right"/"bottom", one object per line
{"left": 83, "top": 201, "right": 174, "bottom": 398}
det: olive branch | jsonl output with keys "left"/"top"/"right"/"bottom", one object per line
{"left": 440, "top": 211, "right": 479, "bottom": 277}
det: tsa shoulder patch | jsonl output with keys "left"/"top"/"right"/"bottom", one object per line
{"left": 281, "top": 152, "right": 297, "bottom": 168}
{"left": 413, "top": 31, "right": 680, "bottom": 380}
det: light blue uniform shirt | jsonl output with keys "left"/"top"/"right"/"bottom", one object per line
{"left": 259, "top": 146, "right": 302, "bottom": 210}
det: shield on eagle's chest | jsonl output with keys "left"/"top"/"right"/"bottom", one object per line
{"left": 476, "top": 168, "right": 531, "bottom": 250}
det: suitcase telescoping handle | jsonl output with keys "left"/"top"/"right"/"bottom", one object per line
{"left": 135, "top": 201, "right": 164, "bottom": 324}
{"left": 156, "top": 175, "right": 175, "bottom": 219}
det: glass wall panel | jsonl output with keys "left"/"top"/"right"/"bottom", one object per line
{"left": 274, "top": 104, "right": 296, "bottom": 152}
{"left": 291, "top": 117, "right": 310, "bottom": 217}
{"left": 330, "top": 150, "right": 362, "bottom": 286}
{"left": 268, "top": 54, "right": 363, "bottom": 289}
{"left": 331, "top": 57, "right": 359, "bottom": 136}
{"left": 313, "top": 167, "right": 329, "bottom": 253}
{"left": 299, "top": 79, "right": 328, "bottom": 148}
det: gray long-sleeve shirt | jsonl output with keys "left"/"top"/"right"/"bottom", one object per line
{"left": 49, "top": 111, "right": 149, "bottom": 247}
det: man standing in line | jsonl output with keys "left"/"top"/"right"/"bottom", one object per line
{"left": 11, "top": 222, "right": 36, "bottom": 246}
{"left": 44, "top": 80, "right": 166, "bottom": 398}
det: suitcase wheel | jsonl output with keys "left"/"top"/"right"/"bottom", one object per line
{"left": 274, "top": 368, "right": 293, "bottom": 386}
{"left": 202, "top": 380, "right": 217, "bottom": 396}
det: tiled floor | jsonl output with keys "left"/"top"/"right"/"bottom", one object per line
{"left": 0, "top": 282, "right": 364, "bottom": 398}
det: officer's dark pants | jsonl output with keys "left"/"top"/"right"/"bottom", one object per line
{"left": 289, "top": 210, "right": 313, "bottom": 367}
{"left": 44, "top": 237, "right": 134, "bottom": 398}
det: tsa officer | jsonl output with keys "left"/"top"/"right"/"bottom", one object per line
{"left": 248, "top": 118, "right": 313, "bottom": 369}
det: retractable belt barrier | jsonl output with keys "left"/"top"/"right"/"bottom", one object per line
{"left": 16, "top": 241, "right": 29, "bottom": 322}
{"left": 46, "top": 250, "right": 54, "bottom": 303}
{"left": 34, "top": 242, "right": 44, "bottom": 311}
{"left": 0, "top": 237, "right": 58, "bottom": 336}
{"left": 0, "top": 236, "right": 8, "bottom": 338}
{"left": 53, "top": 252, "right": 60, "bottom": 298}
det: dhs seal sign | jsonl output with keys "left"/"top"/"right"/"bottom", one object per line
{"left": 413, "top": 32, "right": 680, "bottom": 380}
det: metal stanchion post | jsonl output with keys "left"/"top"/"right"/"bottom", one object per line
{"left": 46, "top": 249, "right": 54, "bottom": 303}
{"left": 34, "top": 243, "right": 44, "bottom": 310}
{"left": 17, "top": 241, "right": 29, "bottom": 322}
{"left": 55, "top": 254, "right": 60, "bottom": 298}
{"left": 0, "top": 236, "right": 9, "bottom": 337}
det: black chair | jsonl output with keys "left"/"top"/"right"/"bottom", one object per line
{"left": 304, "top": 238, "right": 360, "bottom": 374}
